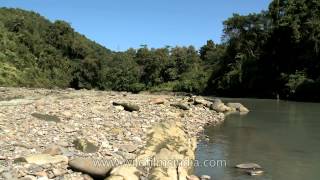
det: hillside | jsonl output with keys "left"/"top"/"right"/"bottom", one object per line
{"left": 0, "top": 8, "right": 112, "bottom": 89}
{"left": 1, "top": 0, "right": 320, "bottom": 102}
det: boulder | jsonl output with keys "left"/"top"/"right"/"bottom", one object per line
{"left": 193, "top": 97, "right": 211, "bottom": 107}
{"left": 226, "top": 103, "right": 249, "bottom": 113}
{"left": 210, "top": 99, "right": 231, "bottom": 112}
{"left": 112, "top": 102, "right": 140, "bottom": 112}
{"left": 69, "top": 158, "right": 112, "bottom": 178}
{"left": 73, "top": 138, "right": 99, "bottom": 153}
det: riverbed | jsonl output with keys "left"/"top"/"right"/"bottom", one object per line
{"left": 196, "top": 98, "right": 320, "bottom": 180}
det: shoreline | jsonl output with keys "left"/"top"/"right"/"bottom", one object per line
{"left": 0, "top": 87, "right": 225, "bottom": 179}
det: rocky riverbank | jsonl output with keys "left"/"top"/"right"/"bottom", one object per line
{"left": 0, "top": 87, "right": 239, "bottom": 180}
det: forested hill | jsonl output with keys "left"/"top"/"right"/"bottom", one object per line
{"left": 1, "top": 0, "right": 320, "bottom": 102}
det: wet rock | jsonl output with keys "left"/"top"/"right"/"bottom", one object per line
{"left": 246, "top": 169, "right": 264, "bottom": 176}
{"left": 15, "top": 154, "right": 68, "bottom": 165}
{"left": 170, "top": 103, "right": 190, "bottom": 110}
{"left": 31, "top": 113, "right": 61, "bottom": 123}
{"left": 187, "top": 175, "right": 200, "bottom": 180}
{"left": 235, "top": 163, "right": 262, "bottom": 169}
{"left": 200, "top": 175, "right": 211, "bottom": 180}
{"left": 69, "top": 158, "right": 112, "bottom": 178}
{"left": 226, "top": 103, "right": 249, "bottom": 113}
{"left": 112, "top": 102, "right": 140, "bottom": 112}
{"left": 73, "top": 138, "right": 99, "bottom": 153}
{"left": 210, "top": 99, "right": 231, "bottom": 112}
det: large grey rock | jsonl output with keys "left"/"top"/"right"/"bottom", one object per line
{"left": 69, "top": 158, "right": 112, "bottom": 178}
{"left": 193, "top": 97, "right": 212, "bottom": 107}
{"left": 227, "top": 103, "right": 249, "bottom": 113}
{"left": 112, "top": 102, "right": 140, "bottom": 112}
{"left": 210, "top": 99, "right": 231, "bottom": 112}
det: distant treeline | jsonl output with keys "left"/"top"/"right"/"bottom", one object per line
{"left": 1, "top": 0, "right": 320, "bottom": 101}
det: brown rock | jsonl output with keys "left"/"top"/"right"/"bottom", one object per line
{"left": 68, "top": 158, "right": 112, "bottom": 178}
{"left": 150, "top": 98, "right": 166, "bottom": 104}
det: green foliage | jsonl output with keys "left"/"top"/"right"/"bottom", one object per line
{"left": 1, "top": 4, "right": 320, "bottom": 101}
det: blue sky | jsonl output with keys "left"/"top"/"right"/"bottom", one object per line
{"left": 1, "top": 0, "right": 271, "bottom": 51}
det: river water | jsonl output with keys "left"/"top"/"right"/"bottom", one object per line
{"left": 195, "top": 98, "right": 320, "bottom": 180}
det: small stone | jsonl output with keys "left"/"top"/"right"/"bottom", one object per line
{"left": 82, "top": 174, "right": 94, "bottom": 180}
{"left": 73, "top": 138, "right": 99, "bottom": 153}
{"left": 115, "top": 144, "right": 138, "bottom": 153}
{"left": 114, "top": 105, "right": 124, "bottom": 111}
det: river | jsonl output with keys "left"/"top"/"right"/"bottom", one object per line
{"left": 195, "top": 98, "right": 320, "bottom": 180}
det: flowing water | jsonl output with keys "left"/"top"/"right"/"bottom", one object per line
{"left": 195, "top": 98, "right": 320, "bottom": 180}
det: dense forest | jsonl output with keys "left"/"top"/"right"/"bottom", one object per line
{"left": 0, "top": 0, "right": 320, "bottom": 101}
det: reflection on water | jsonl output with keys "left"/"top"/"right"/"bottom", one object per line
{"left": 195, "top": 98, "right": 320, "bottom": 180}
